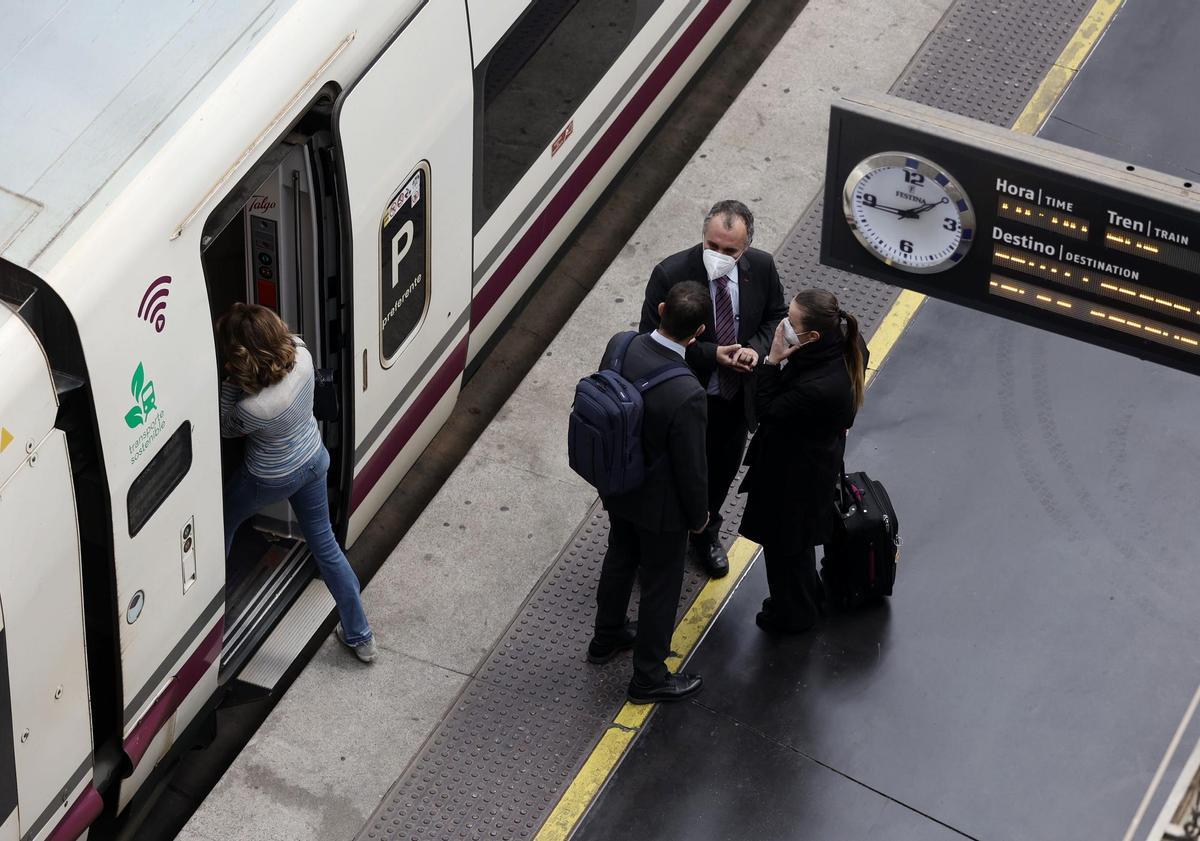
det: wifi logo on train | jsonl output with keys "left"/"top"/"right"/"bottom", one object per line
{"left": 138, "top": 275, "right": 172, "bottom": 332}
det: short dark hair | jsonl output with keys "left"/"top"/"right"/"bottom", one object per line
{"left": 660, "top": 281, "right": 710, "bottom": 340}
{"left": 703, "top": 199, "right": 754, "bottom": 247}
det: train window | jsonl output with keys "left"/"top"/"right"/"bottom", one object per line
{"left": 474, "top": 0, "right": 665, "bottom": 230}
{"left": 127, "top": 422, "right": 192, "bottom": 537}
{"left": 380, "top": 162, "right": 431, "bottom": 364}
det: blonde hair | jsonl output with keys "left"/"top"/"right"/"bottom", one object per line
{"left": 217, "top": 303, "right": 296, "bottom": 394}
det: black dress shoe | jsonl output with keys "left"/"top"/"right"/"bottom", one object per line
{"left": 627, "top": 672, "right": 703, "bottom": 704}
{"left": 587, "top": 622, "right": 637, "bottom": 664}
{"left": 755, "top": 610, "right": 814, "bottom": 634}
{"left": 699, "top": 540, "right": 729, "bottom": 578}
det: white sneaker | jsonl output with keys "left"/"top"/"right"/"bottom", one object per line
{"left": 336, "top": 625, "right": 377, "bottom": 663}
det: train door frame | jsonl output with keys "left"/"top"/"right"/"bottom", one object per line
{"left": 198, "top": 86, "right": 354, "bottom": 675}
{"left": 0, "top": 263, "right": 123, "bottom": 828}
{"left": 199, "top": 86, "right": 353, "bottom": 530}
{"left": 332, "top": 0, "right": 474, "bottom": 537}
{"left": 0, "top": 283, "right": 99, "bottom": 838}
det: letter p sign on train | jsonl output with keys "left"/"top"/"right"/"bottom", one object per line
{"left": 379, "top": 164, "right": 430, "bottom": 361}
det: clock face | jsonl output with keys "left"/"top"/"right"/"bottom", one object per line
{"left": 842, "top": 152, "right": 975, "bottom": 273}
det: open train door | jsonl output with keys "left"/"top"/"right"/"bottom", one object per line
{"left": 335, "top": 1, "right": 474, "bottom": 540}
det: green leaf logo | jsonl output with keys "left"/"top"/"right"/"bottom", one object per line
{"left": 125, "top": 362, "right": 159, "bottom": 429}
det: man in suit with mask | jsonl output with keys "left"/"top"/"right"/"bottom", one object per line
{"left": 639, "top": 200, "right": 787, "bottom": 578}
{"left": 590, "top": 281, "right": 710, "bottom": 703}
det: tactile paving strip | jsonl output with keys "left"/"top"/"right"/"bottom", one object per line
{"left": 356, "top": 2, "right": 1096, "bottom": 838}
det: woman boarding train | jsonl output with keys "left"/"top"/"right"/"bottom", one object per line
{"left": 218, "top": 304, "right": 377, "bottom": 662}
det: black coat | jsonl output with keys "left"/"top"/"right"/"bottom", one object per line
{"left": 738, "top": 332, "right": 865, "bottom": 552}
{"left": 639, "top": 244, "right": 788, "bottom": 427}
{"left": 599, "top": 333, "right": 709, "bottom": 534}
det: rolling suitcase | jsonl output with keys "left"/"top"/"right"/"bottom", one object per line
{"left": 822, "top": 471, "right": 900, "bottom": 606}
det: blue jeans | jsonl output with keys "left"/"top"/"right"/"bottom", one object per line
{"left": 223, "top": 447, "right": 372, "bottom": 645}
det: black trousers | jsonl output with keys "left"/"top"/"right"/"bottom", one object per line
{"left": 594, "top": 514, "right": 688, "bottom": 687}
{"left": 761, "top": 542, "right": 821, "bottom": 629}
{"left": 697, "top": 391, "right": 748, "bottom": 542}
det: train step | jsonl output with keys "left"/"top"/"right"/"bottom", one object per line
{"left": 236, "top": 578, "right": 336, "bottom": 692}
{"left": 221, "top": 541, "right": 314, "bottom": 678}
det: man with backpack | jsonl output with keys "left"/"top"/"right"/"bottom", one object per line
{"left": 581, "top": 281, "right": 711, "bottom": 703}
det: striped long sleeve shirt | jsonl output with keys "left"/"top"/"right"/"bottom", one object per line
{"left": 219, "top": 340, "right": 323, "bottom": 480}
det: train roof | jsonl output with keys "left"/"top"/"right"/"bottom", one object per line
{"left": 0, "top": 0, "right": 303, "bottom": 271}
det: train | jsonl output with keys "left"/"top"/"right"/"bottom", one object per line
{"left": 0, "top": 0, "right": 751, "bottom": 838}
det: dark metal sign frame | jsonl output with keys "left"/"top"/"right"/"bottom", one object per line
{"left": 821, "top": 92, "right": 1200, "bottom": 376}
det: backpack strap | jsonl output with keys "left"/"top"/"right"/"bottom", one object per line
{"left": 632, "top": 362, "right": 692, "bottom": 393}
{"left": 607, "top": 331, "right": 691, "bottom": 391}
{"left": 605, "top": 331, "right": 639, "bottom": 375}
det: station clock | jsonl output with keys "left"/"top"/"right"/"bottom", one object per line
{"left": 842, "top": 152, "right": 976, "bottom": 273}
{"left": 823, "top": 93, "right": 1200, "bottom": 378}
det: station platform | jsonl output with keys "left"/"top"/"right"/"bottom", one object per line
{"left": 574, "top": 293, "right": 1200, "bottom": 841}
{"left": 181, "top": 0, "right": 1200, "bottom": 840}
{"left": 575, "top": 4, "right": 1200, "bottom": 840}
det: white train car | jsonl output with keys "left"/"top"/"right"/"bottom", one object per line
{"left": 0, "top": 0, "right": 749, "bottom": 837}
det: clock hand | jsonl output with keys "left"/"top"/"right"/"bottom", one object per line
{"left": 909, "top": 196, "right": 951, "bottom": 216}
{"left": 865, "top": 201, "right": 914, "bottom": 216}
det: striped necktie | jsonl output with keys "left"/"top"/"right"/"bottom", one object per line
{"left": 713, "top": 275, "right": 740, "bottom": 400}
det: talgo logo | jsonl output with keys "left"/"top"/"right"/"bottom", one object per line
{"left": 124, "top": 363, "right": 158, "bottom": 429}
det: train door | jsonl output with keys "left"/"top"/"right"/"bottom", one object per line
{"left": 335, "top": 0, "right": 474, "bottom": 537}
{"left": 199, "top": 92, "right": 347, "bottom": 676}
{"left": 0, "top": 294, "right": 93, "bottom": 840}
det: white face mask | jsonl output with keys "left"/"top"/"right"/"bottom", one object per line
{"left": 782, "top": 318, "right": 801, "bottom": 347}
{"left": 703, "top": 249, "right": 738, "bottom": 282}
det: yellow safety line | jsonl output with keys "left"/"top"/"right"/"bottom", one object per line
{"left": 1012, "top": 0, "right": 1125, "bottom": 134}
{"left": 865, "top": 288, "right": 926, "bottom": 386}
{"left": 535, "top": 727, "right": 638, "bottom": 839}
{"left": 537, "top": 539, "right": 758, "bottom": 839}
{"left": 535, "top": 3, "right": 1123, "bottom": 838}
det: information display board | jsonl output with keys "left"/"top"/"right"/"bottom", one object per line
{"left": 821, "top": 93, "right": 1200, "bottom": 375}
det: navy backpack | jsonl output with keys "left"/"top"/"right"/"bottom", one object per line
{"left": 568, "top": 331, "right": 691, "bottom": 497}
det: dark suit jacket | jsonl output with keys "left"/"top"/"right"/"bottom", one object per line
{"left": 638, "top": 243, "right": 787, "bottom": 426}
{"left": 738, "top": 335, "right": 866, "bottom": 552}
{"left": 599, "top": 333, "right": 708, "bottom": 534}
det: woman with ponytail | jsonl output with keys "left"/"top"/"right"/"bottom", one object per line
{"left": 738, "top": 289, "right": 867, "bottom": 632}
